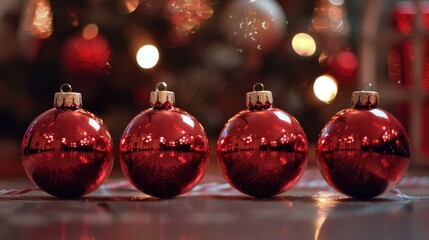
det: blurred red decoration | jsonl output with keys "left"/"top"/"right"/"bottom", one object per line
{"left": 326, "top": 50, "right": 358, "bottom": 85}
{"left": 61, "top": 25, "right": 111, "bottom": 77}
{"left": 120, "top": 82, "right": 209, "bottom": 198}
{"left": 217, "top": 83, "right": 308, "bottom": 198}
{"left": 317, "top": 87, "right": 410, "bottom": 199}
{"left": 395, "top": 99, "right": 429, "bottom": 159}
{"left": 21, "top": 84, "right": 114, "bottom": 198}
{"left": 389, "top": 2, "right": 429, "bottom": 89}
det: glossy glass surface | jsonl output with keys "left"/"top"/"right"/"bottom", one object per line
{"left": 317, "top": 107, "right": 410, "bottom": 199}
{"left": 21, "top": 108, "right": 114, "bottom": 198}
{"left": 120, "top": 107, "right": 209, "bottom": 198}
{"left": 217, "top": 108, "right": 308, "bottom": 198}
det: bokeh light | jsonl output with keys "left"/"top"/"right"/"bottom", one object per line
{"left": 136, "top": 45, "right": 160, "bottom": 69}
{"left": 310, "top": 0, "right": 349, "bottom": 35}
{"left": 119, "top": 0, "right": 139, "bottom": 14}
{"left": 292, "top": 33, "right": 316, "bottom": 57}
{"left": 23, "top": 0, "right": 53, "bottom": 39}
{"left": 332, "top": 50, "right": 358, "bottom": 76}
{"left": 82, "top": 24, "right": 98, "bottom": 40}
{"left": 165, "top": 0, "right": 214, "bottom": 36}
{"left": 325, "top": 50, "right": 358, "bottom": 85}
{"left": 313, "top": 75, "right": 338, "bottom": 103}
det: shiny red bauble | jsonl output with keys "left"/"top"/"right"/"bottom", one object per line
{"left": 120, "top": 83, "right": 209, "bottom": 198}
{"left": 317, "top": 90, "right": 410, "bottom": 199}
{"left": 217, "top": 84, "right": 308, "bottom": 198}
{"left": 21, "top": 85, "right": 113, "bottom": 198}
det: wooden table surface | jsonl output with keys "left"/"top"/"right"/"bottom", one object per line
{"left": 1, "top": 170, "right": 428, "bottom": 240}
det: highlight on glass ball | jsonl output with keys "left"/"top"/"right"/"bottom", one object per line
{"left": 21, "top": 84, "right": 114, "bottom": 198}
{"left": 316, "top": 84, "right": 410, "bottom": 199}
{"left": 217, "top": 83, "right": 308, "bottom": 198}
{"left": 120, "top": 82, "right": 210, "bottom": 198}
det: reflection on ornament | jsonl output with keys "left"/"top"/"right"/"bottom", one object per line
{"left": 62, "top": 25, "right": 111, "bottom": 77}
{"left": 221, "top": 0, "right": 287, "bottom": 53}
{"left": 217, "top": 83, "right": 308, "bottom": 198}
{"left": 165, "top": 0, "right": 214, "bottom": 36}
{"left": 21, "top": 84, "right": 114, "bottom": 198}
{"left": 136, "top": 44, "right": 160, "bottom": 69}
{"left": 120, "top": 82, "right": 209, "bottom": 198}
{"left": 292, "top": 33, "right": 317, "bottom": 57}
{"left": 316, "top": 87, "right": 410, "bottom": 199}
{"left": 313, "top": 75, "right": 338, "bottom": 103}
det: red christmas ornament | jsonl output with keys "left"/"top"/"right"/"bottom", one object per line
{"left": 120, "top": 82, "right": 209, "bottom": 198}
{"left": 316, "top": 84, "right": 410, "bottom": 199}
{"left": 21, "top": 84, "right": 113, "bottom": 198}
{"left": 217, "top": 83, "right": 308, "bottom": 198}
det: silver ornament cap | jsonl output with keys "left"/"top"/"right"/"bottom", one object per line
{"left": 246, "top": 83, "right": 273, "bottom": 107}
{"left": 351, "top": 83, "right": 379, "bottom": 109}
{"left": 150, "top": 82, "right": 175, "bottom": 107}
{"left": 54, "top": 84, "right": 82, "bottom": 109}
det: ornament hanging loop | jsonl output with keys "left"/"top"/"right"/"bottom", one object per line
{"left": 253, "top": 83, "right": 264, "bottom": 92}
{"left": 361, "top": 82, "right": 374, "bottom": 91}
{"left": 156, "top": 82, "right": 168, "bottom": 92}
{"left": 60, "top": 83, "right": 72, "bottom": 93}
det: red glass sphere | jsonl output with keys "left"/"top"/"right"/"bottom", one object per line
{"left": 217, "top": 107, "right": 308, "bottom": 198}
{"left": 120, "top": 105, "right": 209, "bottom": 198}
{"left": 21, "top": 108, "right": 114, "bottom": 198}
{"left": 317, "top": 107, "right": 410, "bottom": 199}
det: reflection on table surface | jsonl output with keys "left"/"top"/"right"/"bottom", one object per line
{"left": 0, "top": 171, "right": 429, "bottom": 240}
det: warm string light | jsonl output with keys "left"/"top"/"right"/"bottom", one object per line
{"left": 313, "top": 75, "right": 338, "bottom": 103}
{"left": 136, "top": 44, "right": 160, "bottom": 69}
{"left": 292, "top": 33, "right": 317, "bottom": 57}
